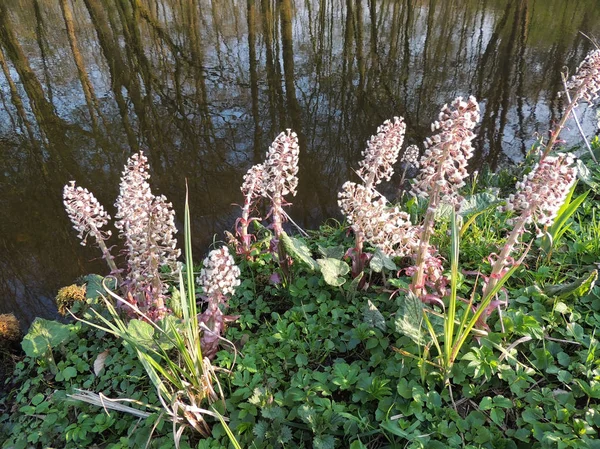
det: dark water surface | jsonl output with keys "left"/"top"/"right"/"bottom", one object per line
{"left": 1, "top": 0, "right": 599, "bottom": 328}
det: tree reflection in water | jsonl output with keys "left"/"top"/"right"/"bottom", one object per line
{"left": 0, "top": 0, "right": 598, "bottom": 327}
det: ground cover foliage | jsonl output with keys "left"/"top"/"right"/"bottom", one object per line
{"left": 2, "top": 149, "right": 600, "bottom": 448}
{"left": 3, "top": 49, "right": 600, "bottom": 448}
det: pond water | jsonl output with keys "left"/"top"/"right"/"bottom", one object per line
{"left": 1, "top": 0, "right": 599, "bottom": 329}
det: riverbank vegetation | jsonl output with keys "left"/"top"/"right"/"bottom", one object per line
{"left": 2, "top": 49, "right": 600, "bottom": 448}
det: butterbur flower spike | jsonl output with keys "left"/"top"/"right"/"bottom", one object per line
{"left": 263, "top": 130, "right": 299, "bottom": 198}
{"left": 262, "top": 130, "right": 300, "bottom": 239}
{"left": 411, "top": 96, "right": 480, "bottom": 207}
{"left": 197, "top": 246, "right": 241, "bottom": 359}
{"left": 338, "top": 181, "right": 418, "bottom": 258}
{"left": 504, "top": 153, "right": 578, "bottom": 233}
{"left": 565, "top": 49, "right": 600, "bottom": 105}
{"left": 114, "top": 151, "right": 181, "bottom": 314}
{"left": 197, "top": 246, "right": 241, "bottom": 301}
{"left": 63, "top": 181, "right": 121, "bottom": 279}
{"left": 63, "top": 181, "right": 111, "bottom": 245}
{"left": 238, "top": 164, "right": 265, "bottom": 253}
{"left": 401, "top": 145, "right": 420, "bottom": 168}
{"left": 357, "top": 117, "right": 406, "bottom": 187}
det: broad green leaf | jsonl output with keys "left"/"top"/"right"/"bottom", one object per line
{"left": 82, "top": 274, "right": 116, "bottom": 299}
{"left": 317, "top": 244, "right": 345, "bottom": 260}
{"left": 349, "top": 441, "right": 367, "bottom": 449}
{"left": 394, "top": 292, "right": 425, "bottom": 346}
{"left": 22, "top": 318, "right": 72, "bottom": 358}
{"left": 317, "top": 258, "right": 350, "bottom": 286}
{"left": 363, "top": 300, "right": 386, "bottom": 331}
{"left": 544, "top": 270, "right": 598, "bottom": 299}
{"left": 459, "top": 192, "right": 499, "bottom": 216}
{"left": 370, "top": 248, "right": 397, "bottom": 273}
{"left": 126, "top": 319, "right": 155, "bottom": 348}
{"left": 280, "top": 232, "right": 318, "bottom": 270}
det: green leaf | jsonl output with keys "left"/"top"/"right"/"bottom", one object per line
{"left": 314, "top": 435, "right": 335, "bottom": 449}
{"left": 21, "top": 318, "right": 73, "bottom": 358}
{"left": 349, "top": 441, "right": 367, "bottom": 449}
{"left": 126, "top": 319, "right": 155, "bottom": 348}
{"left": 82, "top": 274, "right": 116, "bottom": 299}
{"left": 61, "top": 366, "right": 77, "bottom": 381}
{"left": 544, "top": 270, "right": 598, "bottom": 299}
{"left": 318, "top": 244, "right": 345, "bottom": 260}
{"left": 363, "top": 300, "right": 386, "bottom": 331}
{"left": 281, "top": 232, "right": 318, "bottom": 270}
{"left": 479, "top": 397, "right": 493, "bottom": 410}
{"left": 30, "top": 393, "right": 45, "bottom": 406}
{"left": 370, "top": 248, "right": 397, "bottom": 273}
{"left": 459, "top": 192, "right": 499, "bottom": 216}
{"left": 394, "top": 292, "right": 425, "bottom": 346}
{"left": 317, "top": 258, "right": 350, "bottom": 286}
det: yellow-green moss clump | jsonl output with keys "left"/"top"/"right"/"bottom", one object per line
{"left": 0, "top": 313, "right": 21, "bottom": 342}
{"left": 55, "top": 284, "right": 86, "bottom": 316}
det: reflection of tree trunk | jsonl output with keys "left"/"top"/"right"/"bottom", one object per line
{"left": 473, "top": 0, "right": 518, "bottom": 169}
{"left": 83, "top": 0, "right": 139, "bottom": 151}
{"left": 187, "top": 0, "right": 215, "bottom": 150}
{"left": 262, "top": 0, "right": 285, "bottom": 133}
{"left": 0, "top": 46, "right": 36, "bottom": 145}
{"left": 247, "top": 0, "right": 262, "bottom": 163}
{"left": 0, "top": 3, "right": 80, "bottom": 178}
{"left": 33, "top": 0, "right": 53, "bottom": 104}
{"left": 354, "top": 0, "right": 365, "bottom": 91}
{"left": 59, "top": 0, "right": 99, "bottom": 131}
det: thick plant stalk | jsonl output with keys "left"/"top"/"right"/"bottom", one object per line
{"left": 410, "top": 97, "right": 480, "bottom": 298}
{"left": 238, "top": 164, "right": 265, "bottom": 253}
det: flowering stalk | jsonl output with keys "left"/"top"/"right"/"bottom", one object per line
{"left": 410, "top": 97, "right": 480, "bottom": 298}
{"left": 115, "top": 152, "right": 180, "bottom": 319}
{"left": 237, "top": 164, "right": 265, "bottom": 255}
{"left": 543, "top": 48, "right": 600, "bottom": 160}
{"left": 483, "top": 153, "right": 577, "bottom": 301}
{"left": 63, "top": 181, "right": 123, "bottom": 285}
{"left": 262, "top": 130, "right": 300, "bottom": 238}
{"left": 197, "top": 246, "right": 241, "bottom": 359}
{"left": 338, "top": 117, "right": 407, "bottom": 277}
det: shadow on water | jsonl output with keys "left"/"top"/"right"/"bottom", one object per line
{"left": 0, "top": 0, "right": 599, "bottom": 329}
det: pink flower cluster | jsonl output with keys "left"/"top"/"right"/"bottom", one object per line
{"left": 263, "top": 130, "right": 300, "bottom": 198}
{"left": 197, "top": 246, "right": 241, "bottom": 359}
{"left": 411, "top": 96, "right": 480, "bottom": 206}
{"left": 115, "top": 152, "right": 180, "bottom": 293}
{"left": 197, "top": 246, "right": 241, "bottom": 298}
{"left": 357, "top": 117, "right": 406, "bottom": 187}
{"left": 241, "top": 163, "right": 266, "bottom": 201}
{"left": 504, "top": 153, "right": 577, "bottom": 232}
{"left": 566, "top": 49, "right": 600, "bottom": 104}
{"left": 63, "top": 181, "right": 111, "bottom": 246}
{"left": 338, "top": 181, "right": 417, "bottom": 258}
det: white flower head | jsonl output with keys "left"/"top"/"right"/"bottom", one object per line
{"left": 114, "top": 151, "right": 181, "bottom": 292}
{"left": 504, "top": 153, "right": 577, "bottom": 233}
{"left": 63, "top": 181, "right": 111, "bottom": 246}
{"left": 338, "top": 182, "right": 418, "bottom": 257}
{"left": 197, "top": 246, "right": 241, "bottom": 299}
{"left": 410, "top": 96, "right": 480, "bottom": 206}
{"left": 566, "top": 49, "right": 600, "bottom": 105}
{"left": 263, "top": 130, "right": 300, "bottom": 198}
{"left": 401, "top": 145, "right": 420, "bottom": 168}
{"left": 357, "top": 117, "right": 406, "bottom": 187}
